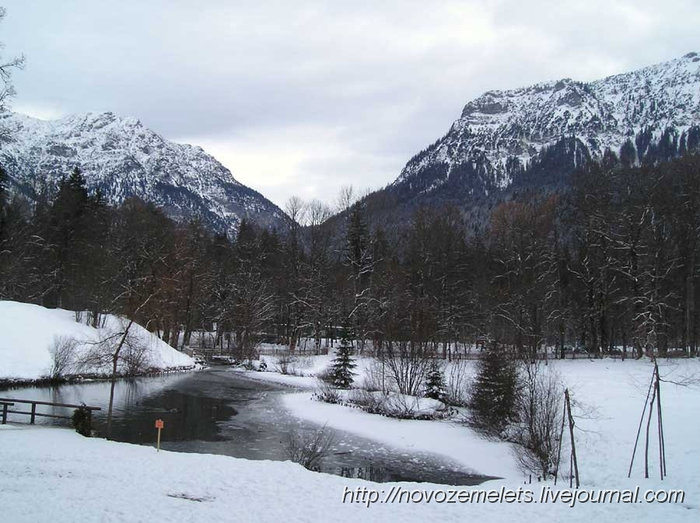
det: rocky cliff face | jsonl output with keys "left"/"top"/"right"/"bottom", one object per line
{"left": 390, "top": 52, "right": 700, "bottom": 203}
{"left": 0, "top": 111, "right": 287, "bottom": 235}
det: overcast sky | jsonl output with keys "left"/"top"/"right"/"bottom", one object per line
{"left": 2, "top": 1, "right": 699, "bottom": 209}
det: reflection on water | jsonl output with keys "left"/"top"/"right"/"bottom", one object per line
{"left": 4, "top": 370, "right": 491, "bottom": 485}
{"left": 339, "top": 466, "right": 413, "bottom": 483}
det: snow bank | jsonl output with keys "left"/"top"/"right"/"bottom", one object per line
{"left": 1, "top": 425, "right": 697, "bottom": 523}
{"left": 240, "top": 352, "right": 380, "bottom": 390}
{"left": 0, "top": 301, "right": 194, "bottom": 380}
{"left": 283, "top": 392, "right": 518, "bottom": 479}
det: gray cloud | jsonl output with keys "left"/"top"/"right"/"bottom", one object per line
{"left": 3, "top": 0, "right": 699, "bottom": 208}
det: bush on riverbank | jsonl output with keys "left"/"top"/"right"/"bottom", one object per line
{"left": 312, "top": 380, "right": 453, "bottom": 420}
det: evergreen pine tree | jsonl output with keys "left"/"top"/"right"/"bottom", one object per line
{"left": 469, "top": 346, "right": 519, "bottom": 434}
{"left": 329, "top": 330, "right": 356, "bottom": 388}
{"left": 424, "top": 360, "right": 447, "bottom": 401}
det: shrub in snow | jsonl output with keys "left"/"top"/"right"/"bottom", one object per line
{"left": 280, "top": 356, "right": 313, "bottom": 377}
{"left": 285, "top": 425, "right": 336, "bottom": 471}
{"left": 120, "top": 338, "right": 151, "bottom": 376}
{"left": 345, "top": 389, "right": 452, "bottom": 420}
{"left": 316, "top": 365, "right": 335, "bottom": 384}
{"left": 468, "top": 346, "right": 519, "bottom": 435}
{"left": 72, "top": 406, "right": 92, "bottom": 437}
{"left": 382, "top": 341, "right": 431, "bottom": 395}
{"left": 445, "top": 359, "right": 471, "bottom": 407}
{"left": 275, "top": 353, "right": 295, "bottom": 375}
{"left": 382, "top": 393, "right": 452, "bottom": 420}
{"left": 360, "top": 360, "right": 387, "bottom": 392}
{"left": 349, "top": 388, "right": 387, "bottom": 414}
{"left": 48, "top": 336, "right": 78, "bottom": 379}
{"left": 312, "top": 380, "right": 343, "bottom": 404}
{"left": 512, "top": 361, "right": 564, "bottom": 480}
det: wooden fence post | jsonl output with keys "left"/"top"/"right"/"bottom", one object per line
{"left": 565, "top": 389, "right": 580, "bottom": 488}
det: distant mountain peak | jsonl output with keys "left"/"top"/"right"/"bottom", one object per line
{"left": 392, "top": 53, "right": 700, "bottom": 198}
{"left": 0, "top": 110, "right": 287, "bottom": 235}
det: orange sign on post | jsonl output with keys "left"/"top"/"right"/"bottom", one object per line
{"left": 155, "top": 419, "right": 164, "bottom": 451}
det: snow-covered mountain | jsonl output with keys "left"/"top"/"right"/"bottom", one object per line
{"left": 0, "top": 111, "right": 287, "bottom": 235}
{"left": 390, "top": 52, "right": 700, "bottom": 202}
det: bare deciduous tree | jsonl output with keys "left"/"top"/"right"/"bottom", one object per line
{"left": 0, "top": 7, "right": 24, "bottom": 116}
{"left": 513, "top": 360, "right": 564, "bottom": 480}
{"left": 48, "top": 335, "right": 78, "bottom": 379}
{"left": 285, "top": 425, "right": 337, "bottom": 471}
{"left": 382, "top": 341, "right": 431, "bottom": 396}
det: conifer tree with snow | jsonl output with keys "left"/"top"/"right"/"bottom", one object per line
{"left": 469, "top": 346, "right": 519, "bottom": 435}
{"left": 329, "top": 329, "right": 356, "bottom": 389}
{"left": 424, "top": 360, "right": 447, "bottom": 402}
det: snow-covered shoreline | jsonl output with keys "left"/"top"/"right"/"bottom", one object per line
{"left": 263, "top": 356, "right": 700, "bottom": 522}
{"left": 1, "top": 420, "right": 697, "bottom": 523}
{"left": 283, "top": 391, "right": 519, "bottom": 479}
{"left": 277, "top": 359, "right": 700, "bottom": 478}
{"left": 238, "top": 354, "right": 700, "bottom": 485}
{"left": 0, "top": 301, "right": 195, "bottom": 382}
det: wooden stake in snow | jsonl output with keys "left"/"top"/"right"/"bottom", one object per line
{"left": 627, "top": 359, "right": 667, "bottom": 480}
{"left": 553, "top": 388, "right": 580, "bottom": 488}
{"left": 155, "top": 419, "right": 164, "bottom": 452}
{"left": 565, "top": 389, "right": 580, "bottom": 489}
{"left": 654, "top": 360, "right": 667, "bottom": 480}
{"left": 627, "top": 372, "right": 655, "bottom": 478}
{"left": 554, "top": 394, "right": 567, "bottom": 486}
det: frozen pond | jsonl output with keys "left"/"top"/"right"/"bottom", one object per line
{"left": 4, "top": 369, "right": 492, "bottom": 485}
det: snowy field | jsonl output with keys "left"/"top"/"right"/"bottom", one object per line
{"left": 0, "top": 301, "right": 194, "bottom": 380}
{"left": 1, "top": 303, "right": 699, "bottom": 522}
{"left": 1, "top": 362, "right": 698, "bottom": 523}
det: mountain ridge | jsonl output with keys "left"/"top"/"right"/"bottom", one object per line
{"left": 0, "top": 110, "right": 288, "bottom": 235}
{"left": 388, "top": 52, "right": 700, "bottom": 206}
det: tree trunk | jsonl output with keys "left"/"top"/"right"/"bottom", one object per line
{"left": 106, "top": 320, "right": 134, "bottom": 439}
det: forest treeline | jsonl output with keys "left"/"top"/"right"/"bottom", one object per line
{"left": 1, "top": 154, "right": 699, "bottom": 359}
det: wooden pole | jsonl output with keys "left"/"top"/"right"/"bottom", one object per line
{"left": 565, "top": 389, "right": 580, "bottom": 488}
{"left": 568, "top": 448, "right": 574, "bottom": 489}
{"left": 628, "top": 372, "right": 655, "bottom": 477}
{"left": 554, "top": 394, "right": 567, "bottom": 486}
{"left": 155, "top": 419, "right": 164, "bottom": 452}
{"left": 643, "top": 380, "right": 657, "bottom": 479}
{"left": 654, "top": 362, "right": 666, "bottom": 479}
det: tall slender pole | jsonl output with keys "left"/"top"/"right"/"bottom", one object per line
{"left": 554, "top": 394, "right": 567, "bottom": 485}
{"left": 628, "top": 372, "right": 655, "bottom": 478}
{"left": 654, "top": 362, "right": 666, "bottom": 479}
{"left": 565, "top": 389, "right": 579, "bottom": 488}
{"left": 643, "top": 382, "right": 657, "bottom": 479}
{"left": 568, "top": 448, "right": 574, "bottom": 489}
